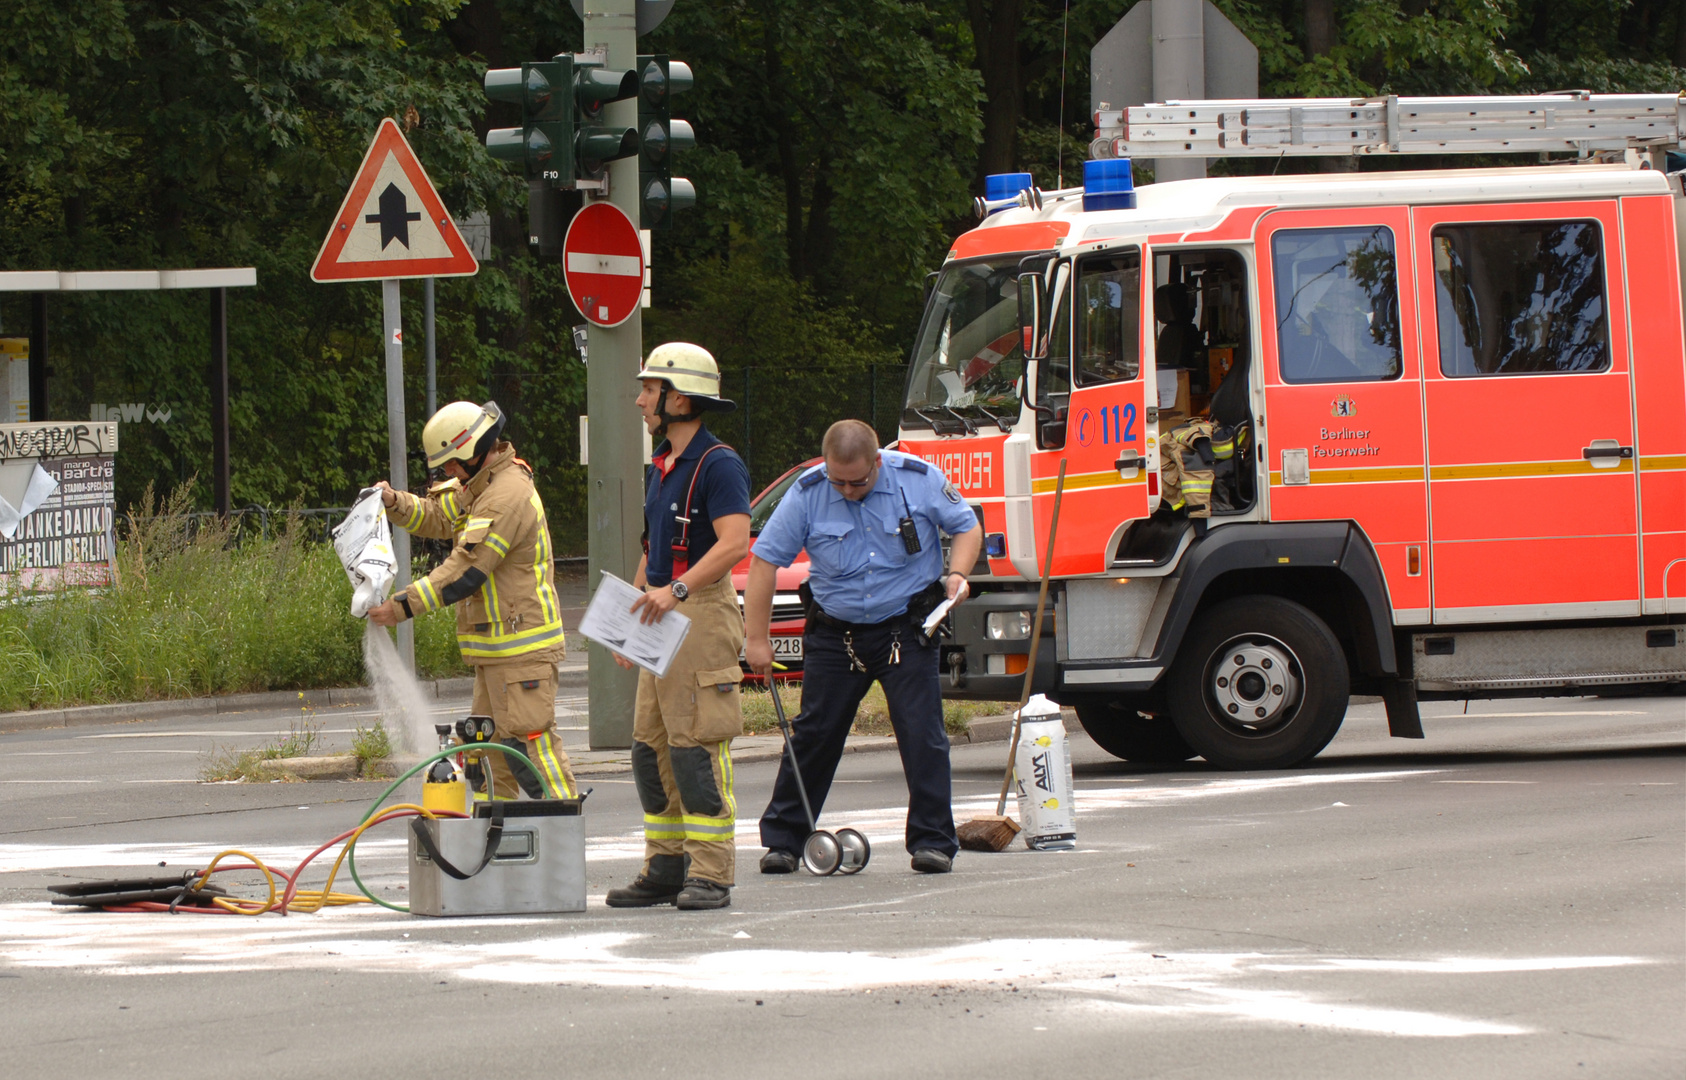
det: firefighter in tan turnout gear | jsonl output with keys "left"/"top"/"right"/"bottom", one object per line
{"left": 605, "top": 343, "right": 752, "bottom": 912}
{"left": 367, "top": 400, "right": 576, "bottom": 802}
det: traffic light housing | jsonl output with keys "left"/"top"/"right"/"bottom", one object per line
{"left": 484, "top": 56, "right": 639, "bottom": 189}
{"left": 572, "top": 60, "right": 639, "bottom": 182}
{"left": 637, "top": 55, "right": 696, "bottom": 229}
{"left": 484, "top": 61, "right": 569, "bottom": 183}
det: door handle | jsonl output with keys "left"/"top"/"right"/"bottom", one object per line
{"left": 1115, "top": 452, "right": 1143, "bottom": 478}
{"left": 1582, "top": 440, "right": 1634, "bottom": 469}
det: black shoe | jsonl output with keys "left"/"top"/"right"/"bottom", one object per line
{"left": 760, "top": 849, "right": 800, "bottom": 874}
{"left": 675, "top": 878, "right": 731, "bottom": 910}
{"left": 911, "top": 849, "right": 953, "bottom": 874}
{"left": 604, "top": 875, "right": 683, "bottom": 908}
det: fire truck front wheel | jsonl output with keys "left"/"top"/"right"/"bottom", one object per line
{"left": 1166, "top": 596, "right": 1349, "bottom": 770}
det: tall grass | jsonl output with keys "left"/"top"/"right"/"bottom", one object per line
{"left": 0, "top": 486, "right": 466, "bottom": 712}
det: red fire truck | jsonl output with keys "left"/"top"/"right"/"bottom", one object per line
{"left": 900, "top": 94, "right": 1686, "bottom": 769}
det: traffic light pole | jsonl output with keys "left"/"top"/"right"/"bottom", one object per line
{"left": 584, "top": 0, "right": 644, "bottom": 750}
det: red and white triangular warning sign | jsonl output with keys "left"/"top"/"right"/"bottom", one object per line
{"left": 311, "top": 118, "right": 479, "bottom": 283}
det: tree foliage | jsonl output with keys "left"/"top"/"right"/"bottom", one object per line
{"left": 1, "top": 0, "right": 1674, "bottom": 550}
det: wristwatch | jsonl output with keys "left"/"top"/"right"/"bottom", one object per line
{"left": 670, "top": 580, "right": 689, "bottom": 601}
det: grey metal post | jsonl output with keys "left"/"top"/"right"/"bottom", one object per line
{"left": 584, "top": 0, "right": 643, "bottom": 749}
{"left": 383, "top": 278, "right": 415, "bottom": 672}
{"left": 210, "top": 287, "right": 231, "bottom": 516}
{"left": 1152, "top": 0, "right": 1206, "bottom": 182}
{"left": 424, "top": 276, "right": 437, "bottom": 418}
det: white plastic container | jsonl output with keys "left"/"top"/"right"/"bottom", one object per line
{"left": 1013, "top": 694, "right": 1076, "bottom": 850}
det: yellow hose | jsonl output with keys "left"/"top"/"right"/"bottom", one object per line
{"left": 183, "top": 805, "right": 441, "bottom": 916}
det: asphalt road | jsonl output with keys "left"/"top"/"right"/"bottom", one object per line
{"left": 0, "top": 693, "right": 1680, "bottom": 1078}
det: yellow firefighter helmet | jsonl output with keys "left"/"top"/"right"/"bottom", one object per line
{"left": 635, "top": 342, "right": 737, "bottom": 412}
{"left": 421, "top": 400, "right": 505, "bottom": 468}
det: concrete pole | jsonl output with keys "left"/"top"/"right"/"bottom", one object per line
{"left": 583, "top": 0, "right": 644, "bottom": 749}
{"left": 1152, "top": 0, "right": 1207, "bottom": 182}
{"left": 383, "top": 278, "right": 415, "bottom": 672}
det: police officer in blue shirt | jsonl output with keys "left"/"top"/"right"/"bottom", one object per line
{"left": 745, "top": 419, "right": 982, "bottom": 874}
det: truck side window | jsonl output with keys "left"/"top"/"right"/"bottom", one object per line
{"left": 1036, "top": 263, "right": 1073, "bottom": 448}
{"left": 1432, "top": 220, "right": 1609, "bottom": 376}
{"left": 1074, "top": 249, "right": 1142, "bottom": 386}
{"left": 1272, "top": 226, "right": 1402, "bottom": 384}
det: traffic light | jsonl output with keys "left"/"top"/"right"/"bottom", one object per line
{"left": 484, "top": 56, "right": 639, "bottom": 189}
{"left": 636, "top": 55, "right": 696, "bottom": 229}
{"left": 571, "top": 59, "right": 639, "bottom": 184}
{"left": 484, "top": 61, "right": 569, "bottom": 184}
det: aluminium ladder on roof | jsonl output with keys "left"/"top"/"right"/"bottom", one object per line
{"left": 1090, "top": 93, "right": 1686, "bottom": 160}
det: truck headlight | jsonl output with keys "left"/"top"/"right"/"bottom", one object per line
{"left": 986, "top": 611, "right": 1032, "bottom": 640}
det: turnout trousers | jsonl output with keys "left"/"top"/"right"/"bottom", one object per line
{"left": 632, "top": 575, "right": 746, "bottom": 887}
{"left": 471, "top": 655, "right": 577, "bottom": 801}
{"left": 758, "top": 616, "right": 958, "bottom": 858}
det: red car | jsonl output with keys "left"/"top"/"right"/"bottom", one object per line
{"left": 734, "top": 457, "right": 819, "bottom": 681}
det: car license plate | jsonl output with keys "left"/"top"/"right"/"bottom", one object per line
{"left": 743, "top": 636, "right": 804, "bottom": 662}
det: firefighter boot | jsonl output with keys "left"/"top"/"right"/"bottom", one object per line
{"left": 605, "top": 854, "right": 686, "bottom": 908}
{"left": 675, "top": 877, "right": 731, "bottom": 911}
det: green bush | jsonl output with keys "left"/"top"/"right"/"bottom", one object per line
{"left": 0, "top": 487, "right": 466, "bottom": 712}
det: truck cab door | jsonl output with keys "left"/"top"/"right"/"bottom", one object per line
{"left": 1027, "top": 247, "right": 1152, "bottom": 576}
{"left": 1412, "top": 201, "right": 1641, "bottom": 621}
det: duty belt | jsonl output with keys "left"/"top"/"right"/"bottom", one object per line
{"left": 807, "top": 606, "right": 907, "bottom": 634}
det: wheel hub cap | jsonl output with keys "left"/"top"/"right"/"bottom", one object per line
{"left": 1210, "top": 640, "right": 1301, "bottom": 728}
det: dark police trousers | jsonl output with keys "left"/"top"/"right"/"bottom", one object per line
{"left": 758, "top": 615, "right": 958, "bottom": 857}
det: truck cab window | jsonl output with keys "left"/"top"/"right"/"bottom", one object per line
{"left": 1075, "top": 249, "right": 1142, "bottom": 386}
{"left": 1272, "top": 226, "right": 1402, "bottom": 384}
{"left": 1152, "top": 248, "right": 1250, "bottom": 413}
{"left": 1035, "top": 262, "right": 1073, "bottom": 448}
{"left": 1432, "top": 220, "right": 1609, "bottom": 376}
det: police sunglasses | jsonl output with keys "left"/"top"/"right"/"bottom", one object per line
{"left": 827, "top": 467, "right": 875, "bottom": 489}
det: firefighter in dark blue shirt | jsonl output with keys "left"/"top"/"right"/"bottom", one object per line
{"left": 745, "top": 419, "right": 982, "bottom": 874}
{"left": 605, "top": 343, "right": 752, "bottom": 911}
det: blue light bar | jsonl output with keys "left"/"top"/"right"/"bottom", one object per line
{"left": 1083, "top": 159, "right": 1136, "bottom": 211}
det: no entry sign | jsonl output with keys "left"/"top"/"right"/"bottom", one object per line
{"left": 563, "top": 202, "right": 644, "bottom": 328}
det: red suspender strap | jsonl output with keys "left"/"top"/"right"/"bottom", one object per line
{"left": 670, "top": 444, "right": 730, "bottom": 578}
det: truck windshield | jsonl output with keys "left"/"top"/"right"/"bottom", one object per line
{"left": 903, "top": 257, "right": 1031, "bottom": 431}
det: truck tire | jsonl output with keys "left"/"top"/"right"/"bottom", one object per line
{"left": 1166, "top": 596, "right": 1348, "bottom": 770}
{"left": 1073, "top": 698, "right": 1197, "bottom": 763}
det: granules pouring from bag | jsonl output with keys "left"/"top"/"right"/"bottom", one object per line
{"left": 332, "top": 487, "right": 433, "bottom": 756}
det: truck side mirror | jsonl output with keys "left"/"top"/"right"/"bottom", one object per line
{"left": 1019, "top": 272, "right": 1046, "bottom": 360}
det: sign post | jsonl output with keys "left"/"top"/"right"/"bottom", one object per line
{"left": 312, "top": 118, "right": 479, "bottom": 671}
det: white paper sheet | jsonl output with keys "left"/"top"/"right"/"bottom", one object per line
{"left": 578, "top": 571, "right": 692, "bottom": 679}
{"left": 0, "top": 464, "right": 60, "bottom": 540}
{"left": 921, "top": 595, "right": 956, "bottom": 635}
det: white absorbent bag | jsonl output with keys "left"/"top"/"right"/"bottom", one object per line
{"left": 332, "top": 488, "right": 397, "bottom": 618}
{"left": 1013, "top": 694, "right": 1076, "bottom": 850}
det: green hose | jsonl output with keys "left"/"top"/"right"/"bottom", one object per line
{"left": 348, "top": 742, "right": 558, "bottom": 913}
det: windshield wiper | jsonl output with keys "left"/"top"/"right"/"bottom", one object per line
{"left": 941, "top": 406, "right": 978, "bottom": 436}
{"left": 913, "top": 406, "right": 963, "bottom": 435}
{"left": 972, "top": 404, "right": 1014, "bottom": 433}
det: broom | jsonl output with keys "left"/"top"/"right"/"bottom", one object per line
{"left": 957, "top": 458, "right": 1068, "bottom": 853}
